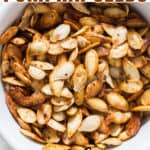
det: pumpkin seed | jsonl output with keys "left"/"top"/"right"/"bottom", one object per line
{"left": 104, "top": 7, "right": 127, "bottom": 18}
{"left": 17, "top": 108, "right": 36, "bottom": 124}
{"left": 67, "top": 109, "right": 82, "bottom": 137}
{"left": 50, "top": 24, "right": 71, "bottom": 42}
{"left": 47, "top": 119, "right": 66, "bottom": 132}
{"left": 85, "top": 49, "right": 99, "bottom": 79}
{"left": 28, "top": 66, "right": 46, "bottom": 80}
{"left": 71, "top": 3, "right": 90, "bottom": 15}
{"left": 37, "top": 103, "right": 52, "bottom": 125}
{"left": 86, "top": 98, "right": 108, "bottom": 113}
{"left": 128, "top": 30, "right": 143, "bottom": 50}
{"left": 106, "top": 92, "right": 128, "bottom": 111}
{"left": 0, "top": 26, "right": 18, "bottom": 44}
{"left": 20, "top": 128, "right": 45, "bottom": 143}
{"left": 79, "top": 115, "right": 102, "bottom": 132}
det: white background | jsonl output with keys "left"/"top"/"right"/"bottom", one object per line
{"left": 0, "top": 136, "right": 11, "bottom": 149}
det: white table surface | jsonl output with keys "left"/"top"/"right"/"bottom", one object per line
{"left": 0, "top": 136, "right": 12, "bottom": 149}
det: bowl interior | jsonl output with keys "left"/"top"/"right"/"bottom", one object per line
{"left": 0, "top": 3, "right": 150, "bottom": 150}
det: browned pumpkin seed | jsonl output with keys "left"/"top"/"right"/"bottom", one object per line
{"left": 85, "top": 49, "right": 99, "bottom": 79}
{"left": 132, "top": 105, "right": 150, "bottom": 112}
{"left": 128, "top": 30, "right": 143, "bottom": 50}
{"left": 20, "top": 128, "right": 46, "bottom": 144}
{"left": 42, "top": 143, "right": 70, "bottom": 150}
{"left": 74, "top": 132, "right": 89, "bottom": 146}
{"left": 86, "top": 98, "right": 108, "bottom": 113}
{"left": 51, "top": 62, "right": 75, "bottom": 81}
{"left": 71, "top": 3, "right": 90, "bottom": 15}
{"left": 110, "top": 43, "right": 128, "bottom": 59}
{"left": 92, "top": 132, "right": 108, "bottom": 144}
{"left": 79, "top": 115, "right": 102, "bottom": 132}
{"left": 48, "top": 3, "right": 66, "bottom": 14}
{"left": 48, "top": 43, "right": 65, "bottom": 55}
{"left": 11, "top": 37, "right": 26, "bottom": 45}
{"left": 32, "top": 125, "right": 43, "bottom": 138}
{"left": 119, "top": 131, "right": 130, "bottom": 141}
{"left": 41, "top": 84, "right": 53, "bottom": 96}
{"left": 130, "top": 56, "right": 147, "bottom": 68}
{"left": 85, "top": 80, "right": 102, "bottom": 98}
{"left": 141, "top": 63, "right": 150, "bottom": 79}
{"left": 17, "top": 107, "right": 36, "bottom": 124}
{"left": 2, "top": 77, "right": 25, "bottom": 87}
{"left": 126, "top": 115, "right": 141, "bottom": 137}
{"left": 50, "top": 24, "right": 71, "bottom": 42}
{"left": 140, "top": 89, "right": 150, "bottom": 105}
{"left": 66, "top": 106, "right": 78, "bottom": 116}
{"left": 120, "top": 80, "right": 143, "bottom": 94}
{"left": 71, "top": 146, "right": 84, "bottom": 150}
{"left": 52, "top": 112, "right": 66, "bottom": 122}
{"left": 106, "top": 112, "right": 132, "bottom": 124}
{"left": 6, "top": 94, "right": 31, "bottom": 131}
{"left": 106, "top": 92, "right": 128, "bottom": 111}
{"left": 61, "top": 38, "right": 77, "bottom": 50}
{"left": 110, "top": 124, "right": 123, "bottom": 137}
{"left": 72, "top": 64, "right": 87, "bottom": 92}
{"left": 0, "top": 26, "right": 18, "bottom": 44}
{"left": 77, "top": 36, "right": 90, "bottom": 48}
{"left": 53, "top": 98, "right": 74, "bottom": 112}
{"left": 32, "top": 4, "right": 50, "bottom": 14}
{"left": 123, "top": 58, "right": 140, "bottom": 81}
{"left": 69, "top": 48, "right": 79, "bottom": 62}
{"left": 64, "top": 20, "right": 80, "bottom": 31}
{"left": 79, "top": 42, "right": 101, "bottom": 54}
{"left": 37, "top": 9, "right": 60, "bottom": 30}
{"left": 127, "top": 18, "right": 147, "bottom": 28}
{"left": 47, "top": 119, "right": 66, "bottom": 132}
{"left": 31, "top": 61, "right": 54, "bottom": 70}
{"left": 79, "top": 17, "right": 98, "bottom": 26}
{"left": 43, "top": 127, "right": 60, "bottom": 144}
{"left": 102, "top": 23, "right": 127, "bottom": 46}
{"left": 37, "top": 103, "right": 52, "bottom": 125}
{"left": 28, "top": 66, "right": 46, "bottom": 80}
{"left": 72, "top": 26, "right": 90, "bottom": 38}
{"left": 104, "top": 7, "right": 127, "bottom": 18}
{"left": 74, "top": 89, "right": 85, "bottom": 106}
{"left": 67, "top": 109, "right": 82, "bottom": 137}
{"left": 101, "top": 137, "right": 122, "bottom": 146}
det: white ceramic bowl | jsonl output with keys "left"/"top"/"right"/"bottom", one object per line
{"left": 0, "top": 3, "right": 150, "bottom": 150}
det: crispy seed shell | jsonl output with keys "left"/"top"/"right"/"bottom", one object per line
{"left": 0, "top": 26, "right": 18, "bottom": 44}
{"left": 50, "top": 24, "right": 71, "bottom": 42}
{"left": 79, "top": 115, "right": 102, "bottom": 132}
{"left": 17, "top": 107, "right": 36, "bottom": 124}
{"left": 20, "top": 128, "right": 46, "bottom": 144}
{"left": 104, "top": 7, "right": 127, "bottom": 18}
{"left": 85, "top": 49, "right": 99, "bottom": 79}
{"left": 71, "top": 3, "right": 90, "bottom": 15}
{"left": 42, "top": 144, "right": 70, "bottom": 150}
{"left": 106, "top": 92, "right": 128, "bottom": 111}
{"left": 67, "top": 109, "right": 82, "bottom": 137}
{"left": 128, "top": 30, "right": 143, "bottom": 50}
{"left": 86, "top": 98, "right": 108, "bottom": 113}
